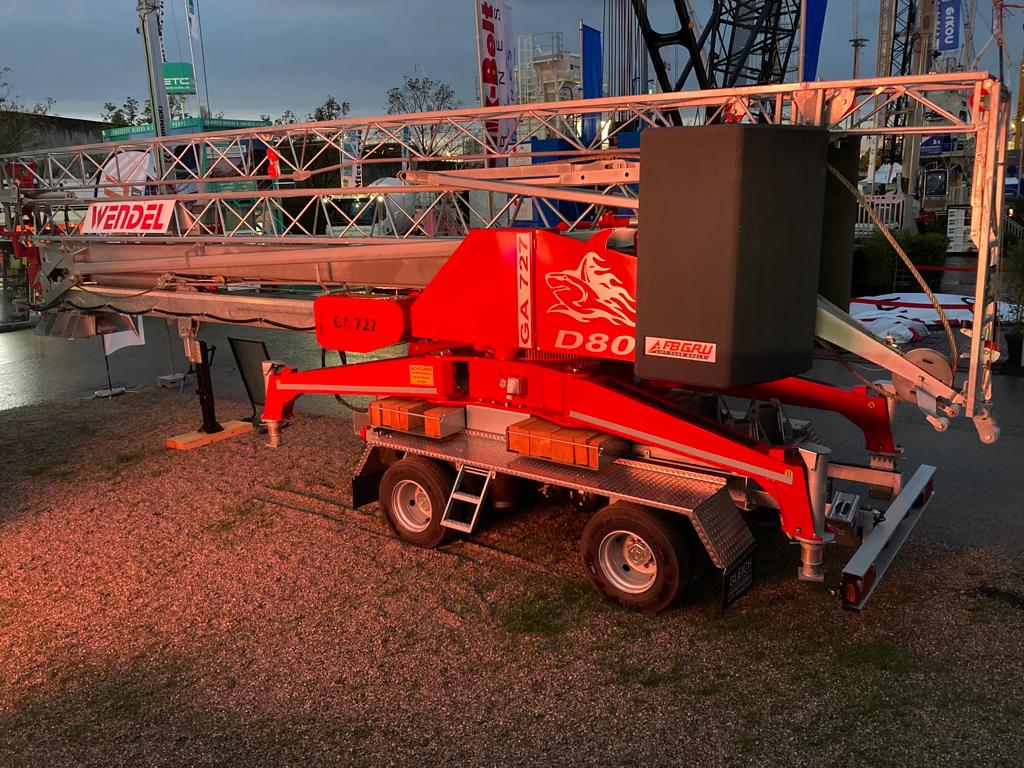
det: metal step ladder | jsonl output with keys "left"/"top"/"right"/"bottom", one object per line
{"left": 441, "top": 466, "right": 494, "bottom": 533}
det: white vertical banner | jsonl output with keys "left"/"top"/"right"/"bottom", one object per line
{"left": 103, "top": 315, "right": 147, "bottom": 356}
{"left": 475, "top": 1, "right": 517, "bottom": 151}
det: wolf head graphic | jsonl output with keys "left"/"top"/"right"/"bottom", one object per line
{"left": 545, "top": 252, "right": 636, "bottom": 328}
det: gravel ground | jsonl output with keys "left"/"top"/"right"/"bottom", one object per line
{"left": 1, "top": 389, "right": 1023, "bottom": 767}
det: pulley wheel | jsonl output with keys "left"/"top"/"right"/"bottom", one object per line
{"left": 893, "top": 347, "right": 954, "bottom": 403}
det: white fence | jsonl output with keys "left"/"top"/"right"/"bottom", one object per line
{"left": 855, "top": 195, "right": 906, "bottom": 235}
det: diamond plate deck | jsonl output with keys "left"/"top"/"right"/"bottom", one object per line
{"left": 364, "top": 427, "right": 753, "bottom": 569}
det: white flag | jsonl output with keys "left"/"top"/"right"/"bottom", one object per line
{"left": 103, "top": 315, "right": 146, "bottom": 356}
{"left": 186, "top": 0, "right": 199, "bottom": 40}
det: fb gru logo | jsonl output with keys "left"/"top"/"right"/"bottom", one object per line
{"left": 644, "top": 336, "right": 717, "bottom": 363}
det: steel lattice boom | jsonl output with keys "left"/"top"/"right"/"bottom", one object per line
{"left": 0, "top": 73, "right": 1008, "bottom": 424}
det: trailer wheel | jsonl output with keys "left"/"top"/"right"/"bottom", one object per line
{"left": 580, "top": 503, "right": 692, "bottom": 613}
{"left": 379, "top": 457, "right": 454, "bottom": 548}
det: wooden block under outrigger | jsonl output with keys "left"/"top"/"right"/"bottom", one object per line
{"left": 165, "top": 419, "right": 254, "bottom": 451}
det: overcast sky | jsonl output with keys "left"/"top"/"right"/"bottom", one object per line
{"left": 1, "top": 0, "right": 1020, "bottom": 122}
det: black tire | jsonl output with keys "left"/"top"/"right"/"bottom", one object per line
{"left": 579, "top": 502, "right": 692, "bottom": 613}
{"left": 379, "top": 456, "right": 454, "bottom": 548}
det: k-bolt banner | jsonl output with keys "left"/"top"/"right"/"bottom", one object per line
{"left": 475, "top": 1, "right": 517, "bottom": 151}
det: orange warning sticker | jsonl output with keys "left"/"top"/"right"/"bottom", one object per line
{"left": 409, "top": 364, "right": 435, "bottom": 387}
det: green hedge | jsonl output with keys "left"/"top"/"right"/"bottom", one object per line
{"left": 852, "top": 230, "right": 949, "bottom": 295}
{"left": 1003, "top": 238, "right": 1024, "bottom": 330}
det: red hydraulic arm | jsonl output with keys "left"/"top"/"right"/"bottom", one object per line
{"left": 263, "top": 353, "right": 821, "bottom": 543}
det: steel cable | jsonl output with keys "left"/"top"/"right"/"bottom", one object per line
{"left": 827, "top": 163, "right": 959, "bottom": 375}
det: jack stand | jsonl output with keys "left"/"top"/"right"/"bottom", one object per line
{"left": 165, "top": 320, "right": 253, "bottom": 451}
{"left": 798, "top": 539, "right": 826, "bottom": 582}
{"left": 194, "top": 340, "right": 223, "bottom": 435}
{"left": 797, "top": 443, "right": 832, "bottom": 582}
{"left": 266, "top": 420, "right": 282, "bottom": 448}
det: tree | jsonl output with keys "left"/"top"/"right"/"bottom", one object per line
{"left": 0, "top": 68, "right": 55, "bottom": 153}
{"left": 198, "top": 104, "right": 224, "bottom": 120}
{"left": 307, "top": 95, "right": 350, "bottom": 123}
{"left": 275, "top": 109, "right": 298, "bottom": 125}
{"left": 386, "top": 76, "right": 462, "bottom": 156}
{"left": 100, "top": 96, "right": 144, "bottom": 128}
{"left": 100, "top": 95, "right": 193, "bottom": 128}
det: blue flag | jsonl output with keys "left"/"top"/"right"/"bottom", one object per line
{"left": 936, "top": 0, "right": 961, "bottom": 51}
{"left": 581, "top": 23, "right": 602, "bottom": 144}
{"left": 802, "top": 0, "right": 828, "bottom": 80}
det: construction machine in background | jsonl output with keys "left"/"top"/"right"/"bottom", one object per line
{"left": 0, "top": 72, "right": 1008, "bottom": 611}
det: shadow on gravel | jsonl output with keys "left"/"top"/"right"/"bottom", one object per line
{"left": 0, "top": 391, "right": 254, "bottom": 529}
{"left": 0, "top": 656, "right": 369, "bottom": 768}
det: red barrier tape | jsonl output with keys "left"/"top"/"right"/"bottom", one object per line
{"left": 913, "top": 264, "right": 976, "bottom": 272}
{"left": 851, "top": 297, "right": 975, "bottom": 309}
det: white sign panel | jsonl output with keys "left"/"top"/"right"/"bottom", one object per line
{"left": 515, "top": 232, "right": 532, "bottom": 348}
{"left": 83, "top": 201, "right": 175, "bottom": 234}
{"left": 945, "top": 206, "right": 971, "bottom": 252}
{"left": 475, "top": 1, "right": 517, "bottom": 150}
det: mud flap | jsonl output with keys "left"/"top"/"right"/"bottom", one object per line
{"left": 686, "top": 487, "right": 757, "bottom": 609}
{"left": 351, "top": 446, "right": 396, "bottom": 508}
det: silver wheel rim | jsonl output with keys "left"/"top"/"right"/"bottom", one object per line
{"left": 391, "top": 479, "right": 433, "bottom": 533}
{"left": 597, "top": 530, "right": 658, "bottom": 594}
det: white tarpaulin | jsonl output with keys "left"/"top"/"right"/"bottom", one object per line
{"left": 103, "top": 315, "right": 146, "bottom": 356}
{"left": 850, "top": 293, "right": 1016, "bottom": 342}
{"left": 850, "top": 293, "right": 980, "bottom": 325}
{"left": 96, "top": 151, "right": 153, "bottom": 198}
{"left": 873, "top": 163, "right": 902, "bottom": 184}
{"left": 855, "top": 316, "right": 930, "bottom": 344}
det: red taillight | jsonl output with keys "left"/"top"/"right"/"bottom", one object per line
{"left": 842, "top": 564, "right": 876, "bottom": 609}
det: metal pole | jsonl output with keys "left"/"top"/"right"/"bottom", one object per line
{"left": 137, "top": 0, "right": 172, "bottom": 140}
{"left": 183, "top": 0, "right": 202, "bottom": 116}
{"left": 901, "top": 0, "right": 938, "bottom": 229}
{"left": 102, "top": 338, "right": 115, "bottom": 393}
{"left": 798, "top": 0, "right": 807, "bottom": 81}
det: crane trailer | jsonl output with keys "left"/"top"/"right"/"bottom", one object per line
{"left": 0, "top": 72, "right": 1008, "bottom": 612}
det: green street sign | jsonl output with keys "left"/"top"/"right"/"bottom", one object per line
{"left": 164, "top": 62, "right": 196, "bottom": 95}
